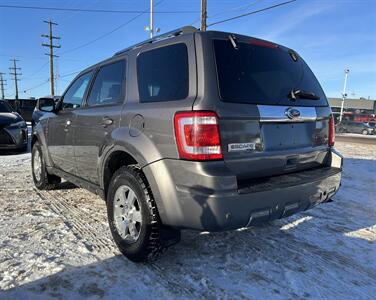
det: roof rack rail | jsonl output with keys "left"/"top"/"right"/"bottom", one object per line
{"left": 114, "top": 26, "right": 198, "bottom": 56}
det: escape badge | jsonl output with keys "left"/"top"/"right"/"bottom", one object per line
{"left": 228, "top": 143, "right": 256, "bottom": 152}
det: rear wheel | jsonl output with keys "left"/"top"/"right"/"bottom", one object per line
{"left": 362, "top": 129, "right": 368, "bottom": 135}
{"left": 31, "top": 141, "right": 61, "bottom": 190}
{"left": 107, "top": 166, "right": 180, "bottom": 262}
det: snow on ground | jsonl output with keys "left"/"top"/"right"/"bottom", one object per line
{"left": 337, "top": 133, "right": 376, "bottom": 140}
{"left": 0, "top": 141, "right": 375, "bottom": 299}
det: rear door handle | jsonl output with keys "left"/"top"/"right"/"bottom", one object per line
{"left": 101, "top": 117, "right": 113, "bottom": 127}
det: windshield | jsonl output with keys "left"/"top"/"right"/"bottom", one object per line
{"left": 0, "top": 101, "right": 12, "bottom": 113}
{"left": 213, "top": 39, "right": 328, "bottom": 107}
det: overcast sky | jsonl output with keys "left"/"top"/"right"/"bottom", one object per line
{"left": 0, "top": 0, "right": 375, "bottom": 99}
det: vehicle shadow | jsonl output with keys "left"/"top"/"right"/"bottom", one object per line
{"left": 2, "top": 158, "right": 375, "bottom": 298}
{"left": 0, "top": 146, "right": 30, "bottom": 156}
{"left": 54, "top": 181, "right": 78, "bottom": 190}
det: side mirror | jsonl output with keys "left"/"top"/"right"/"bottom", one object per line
{"left": 38, "top": 98, "right": 56, "bottom": 112}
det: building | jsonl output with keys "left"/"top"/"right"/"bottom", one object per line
{"left": 328, "top": 98, "right": 376, "bottom": 114}
{"left": 328, "top": 97, "right": 376, "bottom": 122}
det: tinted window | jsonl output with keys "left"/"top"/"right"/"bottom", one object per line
{"left": 0, "top": 101, "right": 12, "bottom": 113}
{"left": 87, "top": 61, "right": 125, "bottom": 106}
{"left": 137, "top": 43, "right": 189, "bottom": 102}
{"left": 63, "top": 71, "right": 93, "bottom": 110}
{"left": 214, "top": 39, "right": 328, "bottom": 107}
{"left": 21, "top": 100, "right": 36, "bottom": 108}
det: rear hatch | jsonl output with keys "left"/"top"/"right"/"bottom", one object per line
{"left": 211, "top": 35, "right": 331, "bottom": 180}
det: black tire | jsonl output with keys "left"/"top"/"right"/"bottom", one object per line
{"left": 31, "top": 141, "right": 61, "bottom": 190}
{"left": 107, "top": 166, "right": 179, "bottom": 262}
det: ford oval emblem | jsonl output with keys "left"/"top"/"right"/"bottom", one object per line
{"left": 285, "top": 107, "right": 301, "bottom": 119}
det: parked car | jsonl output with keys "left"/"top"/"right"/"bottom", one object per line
{"left": 337, "top": 121, "right": 375, "bottom": 135}
{"left": 31, "top": 27, "right": 343, "bottom": 262}
{"left": 32, "top": 96, "right": 61, "bottom": 130}
{"left": 0, "top": 100, "right": 28, "bottom": 151}
{"left": 7, "top": 99, "right": 37, "bottom": 122}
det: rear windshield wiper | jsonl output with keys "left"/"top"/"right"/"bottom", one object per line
{"left": 288, "top": 89, "right": 320, "bottom": 100}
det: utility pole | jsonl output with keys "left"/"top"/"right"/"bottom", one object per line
{"left": 9, "top": 59, "right": 21, "bottom": 100}
{"left": 201, "top": 0, "right": 207, "bottom": 31}
{"left": 339, "top": 68, "right": 350, "bottom": 122}
{"left": 0, "top": 73, "right": 6, "bottom": 99}
{"left": 42, "top": 20, "right": 60, "bottom": 96}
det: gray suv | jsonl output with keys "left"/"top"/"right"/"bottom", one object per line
{"left": 31, "top": 27, "right": 343, "bottom": 262}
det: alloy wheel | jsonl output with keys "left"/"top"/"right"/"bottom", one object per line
{"left": 33, "top": 150, "right": 42, "bottom": 182}
{"left": 113, "top": 185, "right": 142, "bottom": 242}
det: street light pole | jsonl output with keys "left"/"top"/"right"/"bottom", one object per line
{"left": 339, "top": 69, "right": 350, "bottom": 122}
{"left": 150, "top": 0, "right": 154, "bottom": 38}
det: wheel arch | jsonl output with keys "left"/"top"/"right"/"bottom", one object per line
{"left": 102, "top": 149, "right": 140, "bottom": 198}
{"left": 31, "top": 134, "right": 39, "bottom": 147}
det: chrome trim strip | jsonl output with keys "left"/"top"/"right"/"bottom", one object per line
{"left": 257, "top": 105, "right": 317, "bottom": 123}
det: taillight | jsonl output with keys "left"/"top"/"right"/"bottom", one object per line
{"left": 250, "top": 38, "right": 278, "bottom": 49}
{"left": 174, "top": 111, "right": 223, "bottom": 161}
{"left": 328, "top": 115, "right": 335, "bottom": 147}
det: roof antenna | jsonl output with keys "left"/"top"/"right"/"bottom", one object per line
{"left": 229, "top": 35, "right": 238, "bottom": 50}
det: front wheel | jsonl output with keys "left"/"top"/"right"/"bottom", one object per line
{"left": 362, "top": 129, "right": 368, "bottom": 135}
{"left": 31, "top": 141, "right": 61, "bottom": 190}
{"left": 107, "top": 166, "right": 179, "bottom": 262}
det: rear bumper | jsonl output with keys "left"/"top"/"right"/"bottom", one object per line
{"left": 143, "top": 149, "right": 343, "bottom": 231}
{"left": 0, "top": 127, "right": 28, "bottom": 150}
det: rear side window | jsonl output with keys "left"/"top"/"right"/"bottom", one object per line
{"left": 214, "top": 39, "right": 328, "bottom": 107}
{"left": 87, "top": 60, "right": 125, "bottom": 106}
{"left": 137, "top": 43, "right": 189, "bottom": 103}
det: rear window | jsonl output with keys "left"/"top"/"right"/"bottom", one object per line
{"left": 137, "top": 43, "right": 189, "bottom": 103}
{"left": 21, "top": 100, "right": 36, "bottom": 108}
{"left": 213, "top": 39, "right": 327, "bottom": 107}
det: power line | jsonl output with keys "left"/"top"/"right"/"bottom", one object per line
{"left": 207, "top": 0, "right": 297, "bottom": 27}
{"left": 22, "top": 65, "right": 91, "bottom": 94}
{"left": 21, "top": 64, "right": 89, "bottom": 94}
{"left": 23, "top": 61, "right": 49, "bottom": 79}
{"left": 0, "top": 4, "right": 198, "bottom": 14}
{"left": 42, "top": 20, "right": 61, "bottom": 96}
{"left": 21, "top": 70, "right": 79, "bottom": 95}
{"left": 20, "top": 1, "right": 165, "bottom": 96}
{"left": 60, "top": 0, "right": 164, "bottom": 55}
{"left": 212, "top": 0, "right": 264, "bottom": 18}
{"left": 59, "top": 68, "right": 89, "bottom": 78}
{"left": 23, "top": 79, "right": 50, "bottom": 93}
{"left": 9, "top": 59, "right": 22, "bottom": 100}
{"left": 189, "top": 0, "right": 263, "bottom": 27}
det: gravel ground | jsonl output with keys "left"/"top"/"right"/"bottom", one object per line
{"left": 0, "top": 141, "right": 375, "bottom": 299}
